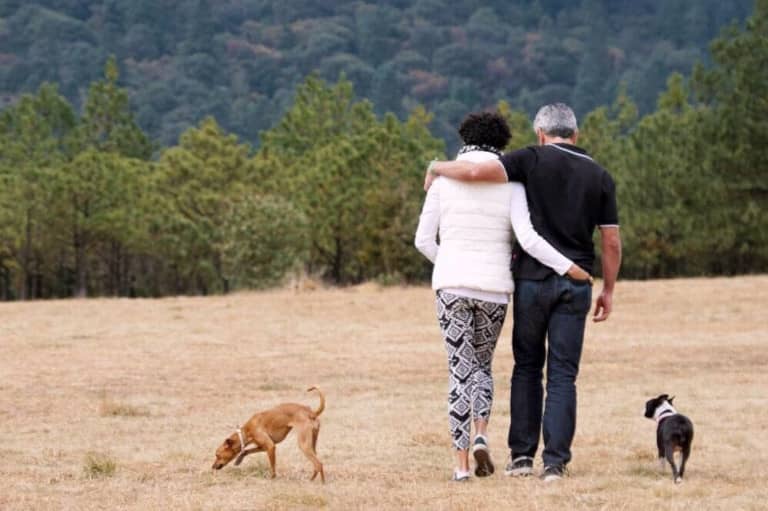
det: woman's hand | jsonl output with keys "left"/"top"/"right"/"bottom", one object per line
{"left": 567, "top": 264, "right": 593, "bottom": 284}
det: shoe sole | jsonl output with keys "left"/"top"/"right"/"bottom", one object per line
{"left": 473, "top": 447, "right": 494, "bottom": 477}
{"left": 542, "top": 474, "right": 563, "bottom": 483}
{"left": 504, "top": 466, "right": 533, "bottom": 477}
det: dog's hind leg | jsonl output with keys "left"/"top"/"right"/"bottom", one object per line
{"left": 664, "top": 445, "right": 680, "bottom": 483}
{"left": 679, "top": 443, "right": 691, "bottom": 479}
{"left": 297, "top": 423, "right": 324, "bottom": 483}
{"left": 312, "top": 421, "right": 319, "bottom": 451}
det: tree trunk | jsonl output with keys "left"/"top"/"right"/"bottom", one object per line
{"left": 213, "top": 253, "right": 229, "bottom": 294}
{"left": 74, "top": 228, "right": 87, "bottom": 298}
{"left": 20, "top": 208, "right": 32, "bottom": 300}
{"left": 332, "top": 236, "right": 343, "bottom": 284}
{"left": 109, "top": 240, "right": 122, "bottom": 296}
{"left": 73, "top": 199, "right": 88, "bottom": 298}
{"left": 0, "top": 264, "right": 9, "bottom": 300}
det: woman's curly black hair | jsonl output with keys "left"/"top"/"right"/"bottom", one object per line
{"left": 458, "top": 111, "right": 511, "bottom": 151}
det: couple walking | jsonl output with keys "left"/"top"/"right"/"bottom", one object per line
{"left": 415, "top": 103, "right": 622, "bottom": 482}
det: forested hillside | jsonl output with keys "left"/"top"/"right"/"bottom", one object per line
{"left": 1, "top": 1, "right": 766, "bottom": 299}
{"left": 0, "top": 0, "right": 752, "bottom": 148}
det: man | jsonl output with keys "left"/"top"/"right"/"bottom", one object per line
{"left": 424, "top": 103, "right": 622, "bottom": 482}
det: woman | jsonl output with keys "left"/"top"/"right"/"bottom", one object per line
{"left": 414, "top": 111, "right": 589, "bottom": 481}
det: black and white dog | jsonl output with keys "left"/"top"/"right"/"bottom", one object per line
{"left": 644, "top": 394, "right": 694, "bottom": 483}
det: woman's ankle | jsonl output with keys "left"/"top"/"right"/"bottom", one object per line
{"left": 456, "top": 448, "right": 470, "bottom": 472}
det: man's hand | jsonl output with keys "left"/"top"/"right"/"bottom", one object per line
{"left": 566, "top": 264, "right": 592, "bottom": 284}
{"left": 593, "top": 289, "right": 612, "bottom": 322}
{"left": 594, "top": 226, "right": 621, "bottom": 323}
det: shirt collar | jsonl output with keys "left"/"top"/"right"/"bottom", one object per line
{"left": 546, "top": 143, "right": 593, "bottom": 161}
{"left": 553, "top": 143, "right": 588, "bottom": 154}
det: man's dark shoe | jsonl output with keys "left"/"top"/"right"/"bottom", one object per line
{"left": 541, "top": 465, "right": 567, "bottom": 483}
{"left": 504, "top": 455, "right": 533, "bottom": 477}
{"left": 472, "top": 435, "right": 494, "bottom": 477}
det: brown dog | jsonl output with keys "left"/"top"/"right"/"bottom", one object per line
{"left": 211, "top": 387, "right": 325, "bottom": 483}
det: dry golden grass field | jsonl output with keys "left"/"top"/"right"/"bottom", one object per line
{"left": 2, "top": 276, "right": 768, "bottom": 511}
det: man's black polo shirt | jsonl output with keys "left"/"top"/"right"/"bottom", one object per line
{"left": 499, "top": 143, "right": 619, "bottom": 278}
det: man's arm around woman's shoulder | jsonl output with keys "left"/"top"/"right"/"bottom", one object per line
{"left": 424, "top": 159, "right": 507, "bottom": 191}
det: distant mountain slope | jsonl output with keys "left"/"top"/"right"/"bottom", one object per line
{"left": 0, "top": 0, "right": 753, "bottom": 148}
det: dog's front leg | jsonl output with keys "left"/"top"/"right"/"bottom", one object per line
{"left": 234, "top": 447, "right": 262, "bottom": 466}
{"left": 656, "top": 429, "right": 665, "bottom": 472}
{"left": 250, "top": 431, "right": 276, "bottom": 478}
{"left": 266, "top": 445, "right": 277, "bottom": 478}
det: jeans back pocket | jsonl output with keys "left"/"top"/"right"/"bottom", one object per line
{"left": 561, "top": 279, "right": 592, "bottom": 315}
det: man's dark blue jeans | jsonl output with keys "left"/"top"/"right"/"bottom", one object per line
{"left": 507, "top": 274, "right": 592, "bottom": 468}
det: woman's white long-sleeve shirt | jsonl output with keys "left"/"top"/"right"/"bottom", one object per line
{"left": 414, "top": 150, "right": 572, "bottom": 302}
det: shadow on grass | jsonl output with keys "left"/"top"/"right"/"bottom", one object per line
{"left": 228, "top": 460, "right": 274, "bottom": 479}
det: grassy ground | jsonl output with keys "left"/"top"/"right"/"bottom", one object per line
{"left": 1, "top": 276, "right": 767, "bottom": 510}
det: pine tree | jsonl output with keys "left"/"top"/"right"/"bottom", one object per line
{"left": 154, "top": 117, "right": 255, "bottom": 293}
{"left": 0, "top": 84, "right": 76, "bottom": 298}
{"left": 257, "top": 75, "right": 444, "bottom": 283}
{"left": 691, "top": 0, "right": 768, "bottom": 272}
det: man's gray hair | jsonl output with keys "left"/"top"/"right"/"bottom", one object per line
{"left": 532, "top": 103, "right": 578, "bottom": 138}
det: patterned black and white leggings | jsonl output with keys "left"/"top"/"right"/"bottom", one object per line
{"left": 436, "top": 290, "right": 508, "bottom": 450}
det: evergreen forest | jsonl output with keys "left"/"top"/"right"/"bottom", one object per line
{"left": 0, "top": 0, "right": 753, "bottom": 147}
{"left": 0, "top": 0, "right": 766, "bottom": 299}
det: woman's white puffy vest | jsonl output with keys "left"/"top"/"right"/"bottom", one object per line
{"left": 432, "top": 151, "right": 514, "bottom": 294}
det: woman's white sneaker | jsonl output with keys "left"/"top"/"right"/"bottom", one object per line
{"left": 452, "top": 469, "right": 471, "bottom": 482}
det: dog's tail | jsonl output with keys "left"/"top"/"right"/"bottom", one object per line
{"left": 307, "top": 386, "right": 325, "bottom": 417}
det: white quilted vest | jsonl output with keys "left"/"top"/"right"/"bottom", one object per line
{"left": 432, "top": 151, "right": 514, "bottom": 294}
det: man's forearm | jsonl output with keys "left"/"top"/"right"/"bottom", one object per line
{"left": 431, "top": 160, "right": 478, "bottom": 180}
{"left": 600, "top": 229, "right": 622, "bottom": 292}
{"left": 430, "top": 158, "right": 507, "bottom": 183}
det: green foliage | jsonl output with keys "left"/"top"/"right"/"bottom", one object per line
{"left": 49, "top": 150, "right": 150, "bottom": 296}
{"left": 78, "top": 56, "right": 153, "bottom": 159}
{"left": 258, "top": 75, "right": 444, "bottom": 283}
{"left": 153, "top": 117, "right": 255, "bottom": 293}
{"left": 581, "top": 0, "right": 768, "bottom": 278}
{"left": 0, "top": 1, "right": 753, "bottom": 150}
{"left": 0, "top": 83, "right": 77, "bottom": 298}
{"left": 62, "top": 59, "right": 155, "bottom": 296}
{"left": 597, "top": 77, "right": 718, "bottom": 277}
{"left": 219, "top": 193, "right": 309, "bottom": 290}
{"left": 0, "top": 66, "right": 157, "bottom": 298}
{"left": 1, "top": 2, "right": 768, "bottom": 299}
{"left": 691, "top": 0, "right": 768, "bottom": 271}
{"left": 355, "top": 108, "right": 445, "bottom": 282}
{"left": 497, "top": 100, "right": 537, "bottom": 150}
